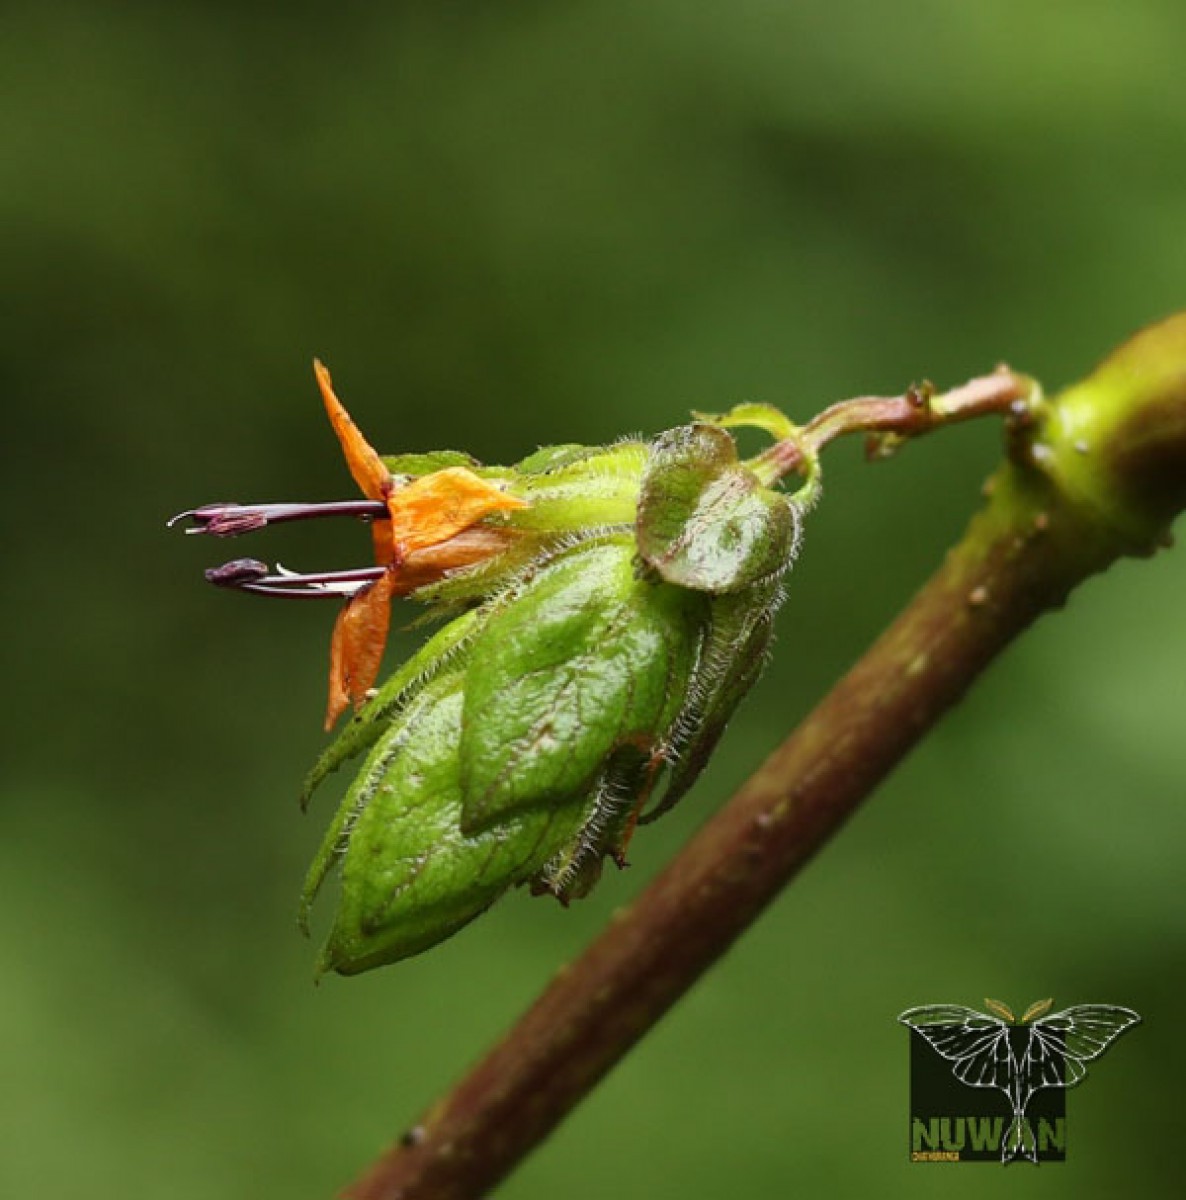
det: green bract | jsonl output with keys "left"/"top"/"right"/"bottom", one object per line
{"left": 302, "top": 418, "right": 809, "bottom": 974}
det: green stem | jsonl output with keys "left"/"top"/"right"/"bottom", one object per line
{"left": 342, "top": 315, "right": 1186, "bottom": 1200}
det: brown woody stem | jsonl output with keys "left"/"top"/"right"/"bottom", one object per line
{"left": 343, "top": 315, "right": 1186, "bottom": 1200}
{"left": 757, "top": 366, "right": 1037, "bottom": 484}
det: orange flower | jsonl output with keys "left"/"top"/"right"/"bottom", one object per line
{"left": 173, "top": 364, "right": 528, "bottom": 729}
{"left": 313, "top": 361, "right": 526, "bottom": 728}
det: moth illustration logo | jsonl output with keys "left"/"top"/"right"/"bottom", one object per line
{"left": 899, "top": 999, "right": 1140, "bottom": 1163}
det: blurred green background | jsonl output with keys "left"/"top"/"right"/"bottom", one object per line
{"left": 3, "top": 2, "right": 1182, "bottom": 1196}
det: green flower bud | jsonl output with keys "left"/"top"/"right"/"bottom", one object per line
{"left": 297, "top": 419, "right": 807, "bottom": 973}
{"left": 303, "top": 535, "right": 709, "bottom": 973}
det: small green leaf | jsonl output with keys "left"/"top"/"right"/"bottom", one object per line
{"left": 637, "top": 424, "right": 798, "bottom": 593}
{"left": 316, "top": 670, "right": 593, "bottom": 974}
{"left": 300, "top": 666, "right": 460, "bottom": 936}
{"left": 691, "top": 402, "right": 796, "bottom": 442}
{"left": 459, "top": 537, "right": 703, "bottom": 832}
{"left": 645, "top": 581, "right": 782, "bottom": 823}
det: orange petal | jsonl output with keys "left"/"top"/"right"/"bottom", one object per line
{"left": 387, "top": 467, "right": 526, "bottom": 553}
{"left": 390, "top": 526, "right": 518, "bottom": 594}
{"left": 313, "top": 359, "right": 391, "bottom": 503}
{"left": 324, "top": 571, "right": 396, "bottom": 730}
{"left": 370, "top": 517, "right": 396, "bottom": 568}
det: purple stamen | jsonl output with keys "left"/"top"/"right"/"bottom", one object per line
{"left": 203, "top": 558, "right": 386, "bottom": 600}
{"left": 169, "top": 498, "right": 387, "bottom": 536}
{"left": 174, "top": 496, "right": 393, "bottom": 599}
